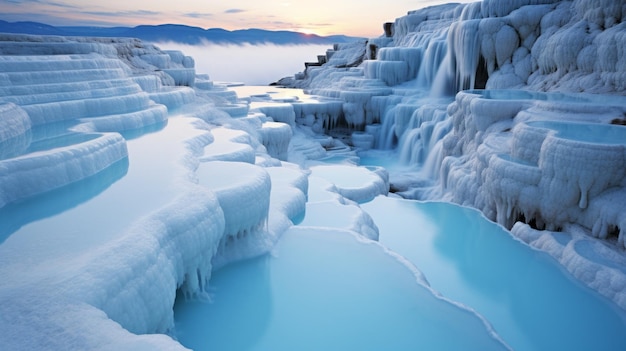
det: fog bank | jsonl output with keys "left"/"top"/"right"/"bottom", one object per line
{"left": 156, "top": 42, "right": 332, "bottom": 85}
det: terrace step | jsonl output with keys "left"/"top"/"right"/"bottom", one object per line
{"left": 0, "top": 77, "right": 138, "bottom": 97}
{"left": 22, "top": 92, "right": 155, "bottom": 125}
{"left": 0, "top": 57, "right": 130, "bottom": 73}
{"left": 0, "top": 68, "right": 130, "bottom": 86}
{"left": 0, "top": 83, "right": 142, "bottom": 105}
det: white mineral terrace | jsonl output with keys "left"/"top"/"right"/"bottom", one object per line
{"left": 2, "top": 0, "right": 626, "bottom": 349}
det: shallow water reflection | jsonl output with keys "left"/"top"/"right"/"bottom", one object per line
{"left": 174, "top": 227, "right": 507, "bottom": 350}
{"left": 362, "top": 196, "right": 626, "bottom": 351}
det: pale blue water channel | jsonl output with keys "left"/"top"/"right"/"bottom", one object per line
{"left": 174, "top": 226, "right": 507, "bottom": 350}
{"left": 362, "top": 196, "right": 626, "bottom": 351}
{"left": 174, "top": 152, "right": 626, "bottom": 351}
{"left": 3, "top": 84, "right": 624, "bottom": 350}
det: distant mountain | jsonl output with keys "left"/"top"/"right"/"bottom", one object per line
{"left": 0, "top": 20, "right": 362, "bottom": 45}
{"left": 0, "top": 20, "right": 65, "bottom": 36}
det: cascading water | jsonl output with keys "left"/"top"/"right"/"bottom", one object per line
{"left": 416, "top": 33, "right": 449, "bottom": 90}
{"left": 378, "top": 106, "right": 397, "bottom": 150}
{"left": 370, "top": 9, "right": 483, "bottom": 193}
{"left": 398, "top": 128, "right": 423, "bottom": 164}
{"left": 288, "top": 0, "right": 626, "bottom": 332}
{"left": 422, "top": 141, "right": 444, "bottom": 179}
{"left": 421, "top": 115, "right": 453, "bottom": 179}
{"left": 395, "top": 101, "right": 452, "bottom": 174}
{"left": 428, "top": 19, "right": 481, "bottom": 98}
{"left": 448, "top": 19, "right": 482, "bottom": 94}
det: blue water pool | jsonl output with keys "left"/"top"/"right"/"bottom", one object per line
{"left": 174, "top": 226, "right": 507, "bottom": 350}
{"left": 362, "top": 196, "right": 626, "bottom": 351}
{"left": 174, "top": 196, "right": 626, "bottom": 351}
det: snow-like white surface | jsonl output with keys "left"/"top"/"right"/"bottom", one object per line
{"left": 0, "top": 131, "right": 127, "bottom": 208}
{"left": 0, "top": 102, "right": 30, "bottom": 146}
{"left": 3, "top": 0, "right": 626, "bottom": 348}
{"left": 278, "top": 0, "right": 626, "bottom": 316}
{"left": 196, "top": 160, "right": 271, "bottom": 248}
{"left": 309, "top": 164, "right": 389, "bottom": 203}
{"left": 0, "top": 32, "right": 378, "bottom": 350}
{"left": 0, "top": 33, "right": 301, "bottom": 349}
{"left": 265, "top": 164, "right": 308, "bottom": 221}
{"left": 441, "top": 90, "right": 626, "bottom": 236}
{"left": 199, "top": 127, "right": 256, "bottom": 163}
{"left": 259, "top": 121, "right": 292, "bottom": 161}
{"left": 298, "top": 200, "right": 379, "bottom": 240}
{"left": 0, "top": 116, "right": 227, "bottom": 350}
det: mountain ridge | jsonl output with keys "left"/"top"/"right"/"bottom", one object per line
{"left": 0, "top": 20, "right": 363, "bottom": 45}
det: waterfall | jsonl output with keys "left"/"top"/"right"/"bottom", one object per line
{"left": 398, "top": 128, "right": 423, "bottom": 165}
{"left": 415, "top": 30, "right": 449, "bottom": 90}
{"left": 422, "top": 137, "right": 445, "bottom": 179}
{"left": 367, "top": 4, "right": 479, "bottom": 181}
{"left": 393, "top": 101, "right": 452, "bottom": 170}
{"left": 377, "top": 106, "right": 398, "bottom": 150}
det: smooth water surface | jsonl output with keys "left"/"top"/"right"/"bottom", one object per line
{"left": 174, "top": 193, "right": 626, "bottom": 351}
{"left": 231, "top": 85, "right": 314, "bottom": 102}
{"left": 0, "top": 117, "right": 203, "bottom": 258}
{"left": 526, "top": 120, "right": 626, "bottom": 144}
{"left": 358, "top": 149, "right": 408, "bottom": 171}
{"left": 362, "top": 196, "right": 626, "bottom": 351}
{"left": 174, "top": 227, "right": 507, "bottom": 351}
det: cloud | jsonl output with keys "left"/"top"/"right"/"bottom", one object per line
{"left": 224, "top": 9, "right": 246, "bottom": 14}
{"left": 81, "top": 10, "right": 162, "bottom": 18}
{"left": 184, "top": 12, "right": 214, "bottom": 19}
{"left": 268, "top": 20, "right": 291, "bottom": 26}
{"left": 307, "top": 22, "right": 333, "bottom": 28}
{"left": 2, "top": 0, "right": 77, "bottom": 8}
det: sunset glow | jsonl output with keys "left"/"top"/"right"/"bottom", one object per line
{"left": 296, "top": 28, "right": 319, "bottom": 36}
{"left": 0, "top": 0, "right": 475, "bottom": 37}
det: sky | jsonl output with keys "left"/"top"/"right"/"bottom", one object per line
{"left": 0, "top": 0, "right": 475, "bottom": 37}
